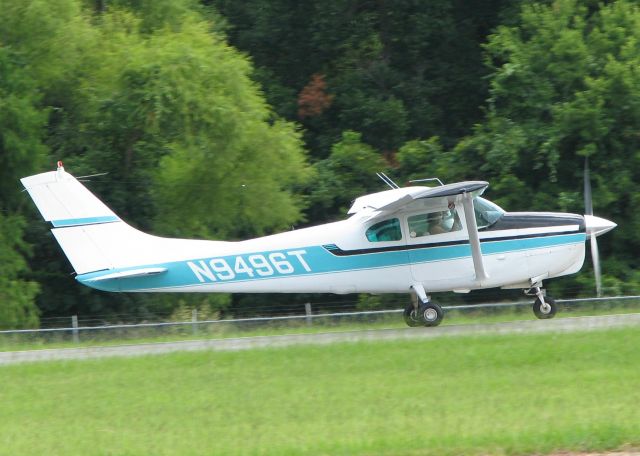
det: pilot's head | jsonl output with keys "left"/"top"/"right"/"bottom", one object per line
{"left": 428, "top": 211, "right": 445, "bottom": 221}
{"left": 428, "top": 210, "right": 454, "bottom": 232}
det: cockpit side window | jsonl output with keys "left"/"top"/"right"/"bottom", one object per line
{"left": 366, "top": 218, "right": 402, "bottom": 242}
{"left": 474, "top": 197, "right": 505, "bottom": 229}
{"left": 408, "top": 209, "right": 462, "bottom": 238}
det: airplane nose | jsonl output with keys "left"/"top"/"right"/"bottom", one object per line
{"left": 584, "top": 214, "right": 617, "bottom": 237}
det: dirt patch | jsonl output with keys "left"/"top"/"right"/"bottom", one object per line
{"left": 546, "top": 452, "right": 640, "bottom": 456}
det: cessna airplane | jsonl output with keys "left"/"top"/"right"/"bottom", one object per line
{"left": 21, "top": 163, "right": 616, "bottom": 327}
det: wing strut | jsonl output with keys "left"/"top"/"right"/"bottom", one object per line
{"left": 461, "top": 193, "right": 488, "bottom": 282}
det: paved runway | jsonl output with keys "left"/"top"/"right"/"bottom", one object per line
{"left": 1, "top": 313, "right": 639, "bottom": 365}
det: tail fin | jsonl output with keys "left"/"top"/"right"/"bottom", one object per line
{"left": 22, "top": 164, "right": 146, "bottom": 275}
{"left": 21, "top": 164, "right": 119, "bottom": 227}
{"left": 22, "top": 164, "right": 231, "bottom": 293}
{"left": 21, "top": 167, "right": 123, "bottom": 274}
{"left": 22, "top": 163, "right": 229, "bottom": 285}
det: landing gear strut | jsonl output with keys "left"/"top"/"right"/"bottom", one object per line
{"left": 404, "top": 284, "right": 444, "bottom": 327}
{"left": 403, "top": 292, "right": 423, "bottom": 327}
{"left": 526, "top": 285, "right": 557, "bottom": 319}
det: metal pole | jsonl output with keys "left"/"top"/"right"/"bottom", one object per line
{"left": 192, "top": 308, "right": 198, "bottom": 336}
{"left": 72, "top": 315, "right": 79, "bottom": 343}
{"left": 305, "top": 303, "right": 312, "bottom": 326}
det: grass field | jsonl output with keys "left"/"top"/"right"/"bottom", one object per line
{"left": 1, "top": 327, "right": 639, "bottom": 455}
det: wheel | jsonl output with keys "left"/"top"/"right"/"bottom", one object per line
{"left": 403, "top": 304, "right": 423, "bottom": 327}
{"left": 533, "top": 296, "right": 557, "bottom": 319}
{"left": 420, "top": 302, "right": 444, "bottom": 327}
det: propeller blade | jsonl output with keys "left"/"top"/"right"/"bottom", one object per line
{"left": 584, "top": 214, "right": 616, "bottom": 298}
{"left": 584, "top": 156, "right": 606, "bottom": 296}
{"left": 590, "top": 233, "right": 602, "bottom": 297}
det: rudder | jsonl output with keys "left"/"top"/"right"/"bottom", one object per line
{"left": 21, "top": 163, "right": 121, "bottom": 274}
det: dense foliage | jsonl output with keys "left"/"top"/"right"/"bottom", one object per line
{"left": 0, "top": 0, "right": 637, "bottom": 327}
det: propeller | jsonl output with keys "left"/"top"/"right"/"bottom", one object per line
{"left": 583, "top": 157, "right": 616, "bottom": 297}
{"left": 583, "top": 157, "right": 601, "bottom": 296}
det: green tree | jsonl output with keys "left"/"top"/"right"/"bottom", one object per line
{"left": 453, "top": 0, "right": 640, "bottom": 294}
{"left": 306, "top": 131, "right": 386, "bottom": 222}
{"left": 395, "top": 137, "right": 461, "bottom": 184}
{"left": 103, "top": 0, "right": 205, "bottom": 32}
{"left": 0, "top": 0, "right": 68, "bottom": 327}
{"left": 209, "top": 0, "right": 510, "bottom": 157}
{"left": 0, "top": 216, "right": 40, "bottom": 329}
{"left": 1, "top": 0, "right": 312, "bottom": 322}
{"left": 75, "top": 10, "right": 309, "bottom": 314}
{"left": 130, "top": 19, "right": 312, "bottom": 239}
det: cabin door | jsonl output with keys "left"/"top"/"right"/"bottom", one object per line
{"left": 405, "top": 204, "right": 474, "bottom": 285}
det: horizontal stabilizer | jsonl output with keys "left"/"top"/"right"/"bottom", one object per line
{"left": 87, "top": 268, "right": 168, "bottom": 282}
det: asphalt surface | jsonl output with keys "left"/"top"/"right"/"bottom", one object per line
{"left": 1, "top": 313, "right": 639, "bottom": 365}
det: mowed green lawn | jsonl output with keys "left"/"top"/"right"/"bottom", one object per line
{"left": 1, "top": 328, "right": 639, "bottom": 456}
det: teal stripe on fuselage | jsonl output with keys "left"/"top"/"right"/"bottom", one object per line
{"left": 480, "top": 232, "right": 585, "bottom": 254}
{"left": 76, "top": 232, "right": 585, "bottom": 292}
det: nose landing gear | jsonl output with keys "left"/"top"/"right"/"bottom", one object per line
{"left": 526, "top": 285, "right": 557, "bottom": 319}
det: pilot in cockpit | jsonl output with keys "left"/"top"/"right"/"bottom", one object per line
{"left": 427, "top": 211, "right": 448, "bottom": 235}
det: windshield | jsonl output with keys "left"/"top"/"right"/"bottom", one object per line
{"left": 474, "top": 197, "right": 505, "bottom": 229}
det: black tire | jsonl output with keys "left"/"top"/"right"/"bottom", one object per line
{"left": 420, "top": 302, "right": 444, "bottom": 327}
{"left": 533, "top": 296, "right": 557, "bottom": 319}
{"left": 403, "top": 304, "right": 423, "bottom": 327}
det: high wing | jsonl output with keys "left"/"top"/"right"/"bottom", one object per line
{"left": 349, "top": 180, "right": 490, "bottom": 282}
{"left": 349, "top": 181, "right": 489, "bottom": 221}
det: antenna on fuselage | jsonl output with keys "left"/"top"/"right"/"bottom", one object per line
{"left": 376, "top": 172, "right": 400, "bottom": 189}
{"left": 409, "top": 177, "right": 445, "bottom": 187}
{"left": 76, "top": 172, "right": 109, "bottom": 182}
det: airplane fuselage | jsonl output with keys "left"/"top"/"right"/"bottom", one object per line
{"left": 75, "top": 208, "right": 586, "bottom": 295}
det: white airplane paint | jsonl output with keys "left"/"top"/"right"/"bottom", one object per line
{"left": 21, "top": 163, "right": 616, "bottom": 327}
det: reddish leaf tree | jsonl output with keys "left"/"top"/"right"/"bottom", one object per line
{"left": 297, "top": 73, "right": 334, "bottom": 119}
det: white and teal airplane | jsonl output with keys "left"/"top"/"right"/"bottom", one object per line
{"left": 21, "top": 163, "right": 616, "bottom": 327}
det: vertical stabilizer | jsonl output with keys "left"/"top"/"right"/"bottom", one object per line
{"left": 21, "top": 164, "right": 120, "bottom": 274}
{"left": 20, "top": 163, "right": 119, "bottom": 227}
{"left": 22, "top": 164, "right": 226, "bottom": 279}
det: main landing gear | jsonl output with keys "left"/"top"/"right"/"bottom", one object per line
{"left": 404, "top": 284, "right": 444, "bottom": 327}
{"left": 526, "top": 285, "right": 557, "bottom": 319}
{"left": 403, "top": 283, "right": 557, "bottom": 327}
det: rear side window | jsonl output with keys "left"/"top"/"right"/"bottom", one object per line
{"left": 366, "top": 218, "right": 402, "bottom": 242}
